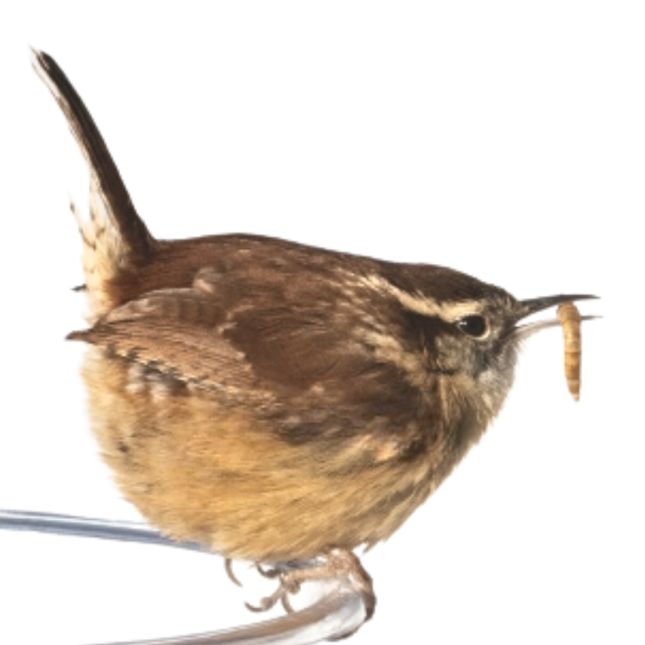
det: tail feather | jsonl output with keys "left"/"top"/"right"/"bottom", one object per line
{"left": 32, "top": 48, "right": 156, "bottom": 317}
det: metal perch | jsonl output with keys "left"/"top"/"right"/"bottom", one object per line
{"left": 0, "top": 510, "right": 367, "bottom": 645}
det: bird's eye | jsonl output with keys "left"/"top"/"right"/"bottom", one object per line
{"left": 456, "top": 315, "right": 488, "bottom": 338}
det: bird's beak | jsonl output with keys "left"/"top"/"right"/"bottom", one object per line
{"left": 513, "top": 294, "right": 599, "bottom": 340}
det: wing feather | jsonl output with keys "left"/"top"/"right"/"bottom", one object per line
{"left": 68, "top": 264, "right": 423, "bottom": 448}
{"left": 68, "top": 285, "right": 256, "bottom": 393}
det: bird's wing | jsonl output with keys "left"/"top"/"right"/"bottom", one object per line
{"left": 69, "top": 282, "right": 258, "bottom": 394}
{"left": 69, "top": 264, "right": 420, "bottom": 427}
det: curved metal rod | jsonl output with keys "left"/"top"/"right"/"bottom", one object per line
{"left": 0, "top": 509, "right": 366, "bottom": 645}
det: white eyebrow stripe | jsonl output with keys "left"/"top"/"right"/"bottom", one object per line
{"left": 384, "top": 285, "right": 484, "bottom": 321}
{"left": 342, "top": 272, "right": 485, "bottom": 322}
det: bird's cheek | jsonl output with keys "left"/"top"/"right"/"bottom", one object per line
{"left": 432, "top": 333, "right": 470, "bottom": 374}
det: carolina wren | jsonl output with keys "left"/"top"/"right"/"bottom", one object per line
{"left": 32, "top": 49, "right": 596, "bottom": 629}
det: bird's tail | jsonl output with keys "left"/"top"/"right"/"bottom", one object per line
{"left": 31, "top": 48, "right": 156, "bottom": 319}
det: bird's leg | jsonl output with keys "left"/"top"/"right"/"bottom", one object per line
{"left": 246, "top": 548, "right": 376, "bottom": 621}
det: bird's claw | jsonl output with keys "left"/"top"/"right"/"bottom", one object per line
{"left": 255, "top": 562, "right": 281, "bottom": 579}
{"left": 230, "top": 548, "right": 376, "bottom": 625}
{"left": 224, "top": 558, "right": 242, "bottom": 587}
{"left": 245, "top": 574, "right": 301, "bottom": 613}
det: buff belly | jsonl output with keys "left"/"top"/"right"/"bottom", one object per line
{"left": 81, "top": 348, "right": 447, "bottom": 562}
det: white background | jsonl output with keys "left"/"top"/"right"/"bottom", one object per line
{"left": 0, "top": 2, "right": 643, "bottom": 644}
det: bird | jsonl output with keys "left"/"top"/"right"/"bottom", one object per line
{"left": 31, "top": 48, "right": 596, "bottom": 630}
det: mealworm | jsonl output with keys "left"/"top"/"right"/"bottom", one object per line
{"left": 557, "top": 302, "right": 582, "bottom": 400}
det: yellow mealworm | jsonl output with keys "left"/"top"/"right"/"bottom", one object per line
{"left": 557, "top": 302, "right": 582, "bottom": 400}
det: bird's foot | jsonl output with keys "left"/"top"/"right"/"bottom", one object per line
{"left": 245, "top": 547, "right": 376, "bottom": 622}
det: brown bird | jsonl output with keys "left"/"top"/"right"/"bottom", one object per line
{"left": 32, "top": 49, "right": 596, "bottom": 630}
